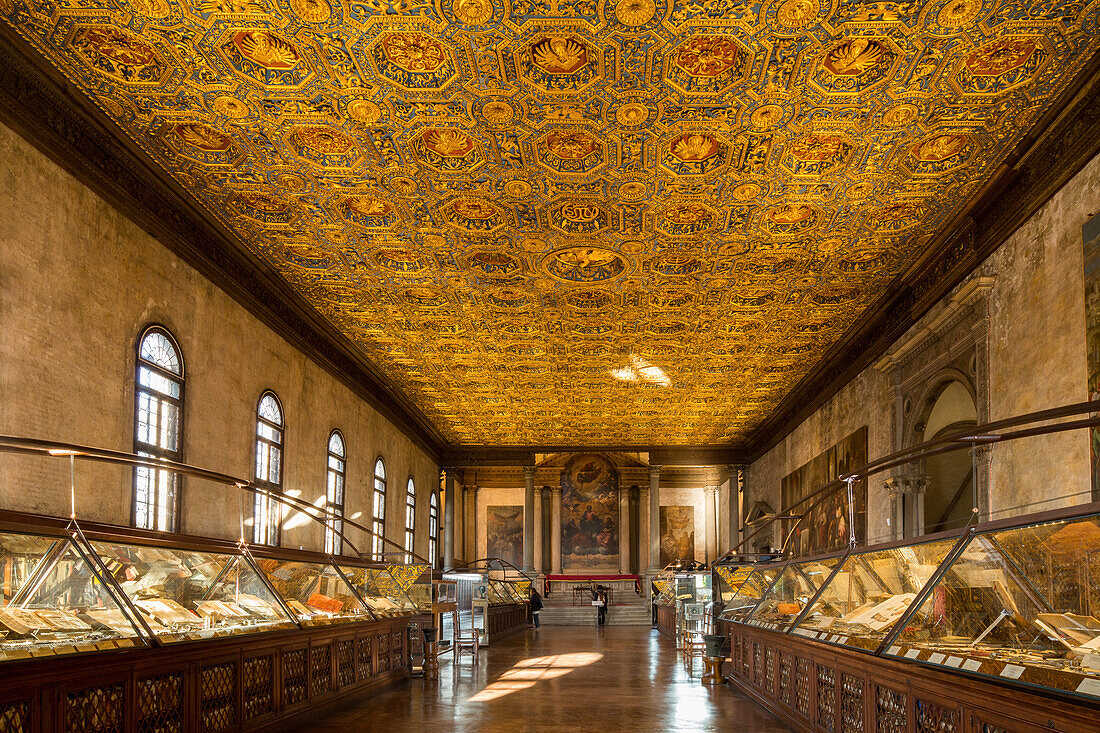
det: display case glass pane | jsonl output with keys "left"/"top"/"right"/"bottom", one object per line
{"left": 434, "top": 580, "right": 457, "bottom": 606}
{"left": 0, "top": 533, "right": 149, "bottom": 660}
{"left": 719, "top": 567, "right": 782, "bottom": 621}
{"left": 250, "top": 558, "right": 369, "bottom": 625}
{"left": 343, "top": 567, "right": 417, "bottom": 617}
{"left": 715, "top": 565, "right": 753, "bottom": 606}
{"left": 746, "top": 558, "right": 841, "bottom": 632}
{"left": 91, "top": 540, "right": 296, "bottom": 641}
{"left": 791, "top": 536, "right": 958, "bottom": 651}
{"left": 486, "top": 580, "right": 508, "bottom": 605}
{"left": 884, "top": 515, "right": 1100, "bottom": 701}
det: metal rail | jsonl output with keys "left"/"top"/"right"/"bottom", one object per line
{"left": 0, "top": 435, "right": 430, "bottom": 565}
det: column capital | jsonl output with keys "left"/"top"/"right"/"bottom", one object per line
{"left": 649, "top": 465, "right": 662, "bottom": 477}
{"left": 533, "top": 485, "right": 543, "bottom": 496}
{"left": 550, "top": 486, "right": 562, "bottom": 496}
{"left": 523, "top": 466, "right": 537, "bottom": 479}
{"left": 884, "top": 475, "right": 930, "bottom": 497}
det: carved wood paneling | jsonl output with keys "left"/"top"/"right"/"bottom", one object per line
{"left": 283, "top": 649, "right": 308, "bottom": 708}
{"left": 779, "top": 653, "right": 792, "bottom": 707}
{"left": 337, "top": 639, "right": 356, "bottom": 689}
{"left": 817, "top": 665, "right": 836, "bottom": 731}
{"left": 840, "top": 673, "right": 864, "bottom": 733}
{"left": 795, "top": 657, "right": 811, "bottom": 717}
{"left": 199, "top": 662, "right": 236, "bottom": 733}
{"left": 65, "top": 683, "right": 124, "bottom": 733}
{"left": 915, "top": 699, "right": 959, "bottom": 733}
{"left": 764, "top": 647, "right": 775, "bottom": 695}
{"left": 311, "top": 644, "right": 333, "bottom": 696}
{"left": 243, "top": 655, "right": 273, "bottom": 721}
{"left": 0, "top": 701, "right": 28, "bottom": 733}
{"left": 136, "top": 672, "right": 184, "bottom": 733}
{"left": 875, "top": 685, "right": 907, "bottom": 733}
{"left": 358, "top": 636, "right": 374, "bottom": 679}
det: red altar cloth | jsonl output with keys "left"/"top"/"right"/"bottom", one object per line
{"left": 545, "top": 574, "right": 639, "bottom": 581}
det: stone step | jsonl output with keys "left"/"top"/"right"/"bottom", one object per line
{"left": 538, "top": 605, "right": 652, "bottom": 626}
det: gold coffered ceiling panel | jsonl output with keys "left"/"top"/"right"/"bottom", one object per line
{"left": 5, "top": 0, "right": 1099, "bottom": 445}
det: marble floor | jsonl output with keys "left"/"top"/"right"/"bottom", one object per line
{"left": 292, "top": 626, "right": 790, "bottom": 732}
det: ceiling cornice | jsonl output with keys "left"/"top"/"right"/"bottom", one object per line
{"left": 0, "top": 24, "right": 447, "bottom": 461}
{"left": 740, "top": 46, "right": 1100, "bottom": 464}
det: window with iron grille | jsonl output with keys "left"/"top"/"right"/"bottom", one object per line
{"left": 404, "top": 477, "right": 416, "bottom": 564}
{"left": 325, "top": 431, "right": 346, "bottom": 555}
{"left": 253, "top": 392, "right": 283, "bottom": 545}
{"left": 133, "top": 326, "right": 184, "bottom": 532}
{"left": 372, "top": 458, "right": 386, "bottom": 560}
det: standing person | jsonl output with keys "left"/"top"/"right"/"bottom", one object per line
{"left": 596, "top": 587, "right": 608, "bottom": 626}
{"left": 530, "top": 587, "right": 544, "bottom": 629}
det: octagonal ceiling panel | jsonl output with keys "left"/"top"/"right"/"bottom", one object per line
{"left": 4, "top": 0, "right": 1099, "bottom": 446}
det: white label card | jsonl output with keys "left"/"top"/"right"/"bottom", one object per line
{"left": 928, "top": 653, "right": 945, "bottom": 664}
{"left": 1000, "top": 664, "right": 1025, "bottom": 679}
{"left": 962, "top": 659, "right": 983, "bottom": 672}
{"left": 887, "top": 646, "right": 901, "bottom": 656}
{"left": 904, "top": 648, "right": 921, "bottom": 659}
{"left": 1076, "top": 677, "right": 1100, "bottom": 697}
{"left": 944, "top": 656, "right": 963, "bottom": 668}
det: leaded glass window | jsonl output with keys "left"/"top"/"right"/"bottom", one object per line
{"left": 253, "top": 391, "right": 283, "bottom": 545}
{"left": 325, "top": 431, "right": 346, "bottom": 554}
{"left": 133, "top": 326, "right": 183, "bottom": 532}
{"left": 372, "top": 458, "right": 386, "bottom": 561}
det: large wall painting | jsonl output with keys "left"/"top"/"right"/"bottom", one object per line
{"left": 561, "top": 454, "right": 618, "bottom": 572}
{"left": 1086, "top": 213, "right": 1100, "bottom": 499}
{"left": 486, "top": 505, "right": 523, "bottom": 569}
{"left": 781, "top": 427, "right": 868, "bottom": 557}
{"left": 659, "top": 506, "right": 695, "bottom": 567}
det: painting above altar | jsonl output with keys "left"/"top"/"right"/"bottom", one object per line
{"left": 561, "top": 454, "right": 619, "bottom": 572}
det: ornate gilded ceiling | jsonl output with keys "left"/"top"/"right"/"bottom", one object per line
{"left": 4, "top": 0, "right": 1099, "bottom": 445}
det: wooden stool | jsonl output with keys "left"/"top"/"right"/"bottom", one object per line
{"left": 702, "top": 656, "right": 724, "bottom": 685}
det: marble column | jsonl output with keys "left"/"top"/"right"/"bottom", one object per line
{"left": 468, "top": 486, "right": 479, "bottom": 561}
{"left": 648, "top": 466, "right": 661, "bottom": 572}
{"left": 442, "top": 468, "right": 455, "bottom": 570}
{"left": 618, "top": 486, "right": 630, "bottom": 575}
{"left": 639, "top": 487, "right": 650, "bottom": 573}
{"left": 550, "top": 487, "right": 562, "bottom": 575}
{"left": 523, "top": 467, "right": 536, "bottom": 572}
{"left": 704, "top": 485, "right": 718, "bottom": 563}
{"left": 533, "top": 487, "right": 544, "bottom": 574}
{"left": 884, "top": 474, "right": 929, "bottom": 540}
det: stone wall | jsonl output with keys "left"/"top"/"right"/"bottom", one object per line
{"left": 0, "top": 120, "right": 440, "bottom": 557}
{"left": 745, "top": 149, "right": 1100, "bottom": 548}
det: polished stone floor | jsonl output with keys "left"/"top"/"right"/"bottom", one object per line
{"left": 294, "top": 627, "right": 790, "bottom": 732}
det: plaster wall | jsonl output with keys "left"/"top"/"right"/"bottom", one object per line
{"left": 745, "top": 149, "right": 1100, "bottom": 546}
{"left": 0, "top": 120, "right": 439, "bottom": 557}
{"left": 474, "top": 486, "right": 524, "bottom": 563}
{"left": 659, "top": 487, "right": 709, "bottom": 563}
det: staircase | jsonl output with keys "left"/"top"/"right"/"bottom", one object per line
{"left": 539, "top": 598, "right": 652, "bottom": 626}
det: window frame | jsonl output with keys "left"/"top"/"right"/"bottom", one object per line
{"left": 372, "top": 457, "right": 387, "bottom": 561}
{"left": 132, "top": 324, "right": 185, "bottom": 533}
{"left": 252, "top": 390, "right": 284, "bottom": 546}
{"left": 404, "top": 476, "right": 416, "bottom": 564}
{"left": 324, "top": 430, "right": 346, "bottom": 555}
{"left": 428, "top": 490, "right": 439, "bottom": 566}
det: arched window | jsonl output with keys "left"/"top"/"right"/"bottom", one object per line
{"left": 253, "top": 392, "right": 283, "bottom": 545}
{"left": 324, "top": 431, "right": 346, "bottom": 555}
{"left": 372, "top": 458, "right": 386, "bottom": 560}
{"left": 428, "top": 491, "right": 439, "bottom": 566}
{"left": 404, "top": 477, "right": 416, "bottom": 564}
{"left": 133, "top": 326, "right": 184, "bottom": 532}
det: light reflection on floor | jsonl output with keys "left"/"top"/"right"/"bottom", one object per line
{"left": 468, "top": 652, "right": 604, "bottom": 702}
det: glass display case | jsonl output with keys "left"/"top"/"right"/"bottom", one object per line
{"left": 92, "top": 539, "right": 296, "bottom": 641}
{"left": 746, "top": 557, "right": 842, "bottom": 632}
{"left": 790, "top": 535, "right": 960, "bottom": 651}
{"left": 486, "top": 580, "right": 508, "bottom": 606}
{"left": 344, "top": 567, "right": 419, "bottom": 617}
{"left": 250, "top": 557, "right": 370, "bottom": 626}
{"left": 883, "top": 514, "right": 1100, "bottom": 701}
{"left": 714, "top": 564, "right": 754, "bottom": 607}
{"left": 0, "top": 531, "right": 147, "bottom": 660}
{"left": 719, "top": 566, "right": 782, "bottom": 622}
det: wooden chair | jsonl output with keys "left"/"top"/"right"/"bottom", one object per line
{"left": 453, "top": 612, "right": 479, "bottom": 664}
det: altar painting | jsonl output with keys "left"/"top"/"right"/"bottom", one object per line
{"left": 561, "top": 454, "right": 619, "bottom": 571}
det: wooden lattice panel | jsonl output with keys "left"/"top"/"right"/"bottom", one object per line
{"left": 199, "top": 662, "right": 237, "bottom": 733}
{"left": 390, "top": 631, "right": 404, "bottom": 670}
{"left": 875, "top": 686, "right": 907, "bottom": 733}
{"left": 752, "top": 642, "right": 763, "bottom": 688}
{"left": 136, "top": 672, "right": 183, "bottom": 733}
{"left": 311, "top": 644, "right": 334, "bottom": 696}
{"left": 358, "top": 636, "right": 374, "bottom": 679}
{"left": 795, "top": 658, "right": 811, "bottom": 717}
{"left": 764, "top": 647, "right": 775, "bottom": 695}
{"left": 817, "top": 665, "right": 836, "bottom": 731}
{"left": 915, "top": 699, "right": 958, "bottom": 733}
{"left": 0, "top": 702, "right": 27, "bottom": 733}
{"left": 840, "top": 673, "right": 864, "bottom": 733}
{"left": 778, "top": 653, "right": 792, "bottom": 707}
{"left": 283, "top": 649, "right": 308, "bottom": 708}
{"left": 243, "top": 655, "right": 273, "bottom": 721}
{"left": 65, "top": 683, "right": 124, "bottom": 733}
{"left": 378, "top": 634, "right": 391, "bottom": 674}
{"left": 978, "top": 725, "right": 1011, "bottom": 733}
{"left": 338, "top": 640, "right": 356, "bottom": 688}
